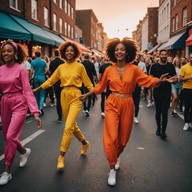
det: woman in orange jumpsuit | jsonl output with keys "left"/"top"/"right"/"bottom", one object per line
{"left": 80, "top": 37, "right": 176, "bottom": 186}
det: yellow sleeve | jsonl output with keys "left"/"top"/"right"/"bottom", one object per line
{"left": 81, "top": 65, "right": 94, "bottom": 91}
{"left": 41, "top": 67, "right": 60, "bottom": 89}
{"left": 179, "top": 66, "right": 185, "bottom": 77}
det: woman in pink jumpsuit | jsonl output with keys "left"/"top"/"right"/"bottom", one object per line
{"left": 80, "top": 37, "right": 176, "bottom": 186}
{"left": 0, "top": 39, "right": 42, "bottom": 185}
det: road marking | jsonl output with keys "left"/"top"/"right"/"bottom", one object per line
{"left": 137, "top": 147, "right": 145, "bottom": 150}
{"left": 26, "top": 120, "right": 33, "bottom": 124}
{"left": 177, "top": 113, "right": 184, "bottom": 120}
{"left": 0, "top": 130, "right": 45, "bottom": 161}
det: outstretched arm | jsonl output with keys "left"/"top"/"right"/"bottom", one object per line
{"left": 156, "top": 73, "right": 177, "bottom": 84}
{"left": 79, "top": 90, "right": 95, "bottom": 102}
{"left": 33, "top": 86, "right": 42, "bottom": 93}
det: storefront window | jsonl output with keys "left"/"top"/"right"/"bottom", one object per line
{"left": 32, "top": 45, "right": 42, "bottom": 57}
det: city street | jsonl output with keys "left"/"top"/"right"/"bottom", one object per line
{"left": 0, "top": 97, "right": 192, "bottom": 192}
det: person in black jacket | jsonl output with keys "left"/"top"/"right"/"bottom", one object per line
{"left": 81, "top": 54, "right": 98, "bottom": 116}
{"left": 49, "top": 50, "right": 64, "bottom": 122}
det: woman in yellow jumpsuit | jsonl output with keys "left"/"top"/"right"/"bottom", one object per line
{"left": 34, "top": 41, "right": 93, "bottom": 170}
{"left": 80, "top": 37, "right": 176, "bottom": 186}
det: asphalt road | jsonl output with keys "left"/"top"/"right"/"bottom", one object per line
{"left": 0, "top": 97, "right": 192, "bottom": 192}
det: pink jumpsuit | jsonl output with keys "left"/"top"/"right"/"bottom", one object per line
{"left": 0, "top": 63, "right": 39, "bottom": 166}
{"left": 94, "top": 64, "right": 159, "bottom": 166}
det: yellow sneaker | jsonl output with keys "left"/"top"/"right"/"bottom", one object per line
{"left": 80, "top": 141, "right": 90, "bottom": 155}
{"left": 57, "top": 155, "right": 64, "bottom": 170}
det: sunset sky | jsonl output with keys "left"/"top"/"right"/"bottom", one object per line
{"left": 76, "top": 0, "right": 159, "bottom": 39}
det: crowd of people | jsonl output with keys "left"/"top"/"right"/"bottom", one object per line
{"left": 0, "top": 38, "right": 191, "bottom": 187}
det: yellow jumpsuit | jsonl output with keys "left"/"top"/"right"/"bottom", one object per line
{"left": 41, "top": 61, "right": 93, "bottom": 152}
{"left": 94, "top": 63, "right": 159, "bottom": 166}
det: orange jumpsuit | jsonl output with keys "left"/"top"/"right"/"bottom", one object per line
{"left": 94, "top": 64, "right": 159, "bottom": 166}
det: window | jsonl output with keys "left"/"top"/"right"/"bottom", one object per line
{"left": 172, "top": 17, "right": 175, "bottom": 32}
{"left": 71, "top": 7, "right": 74, "bottom": 19}
{"left": 175, "top": 14, "right": 178, "bottom": 30}
{"left": 53, "top": 13, "right": 57, "bottom": 31}
{"left": 59, "top": 0, "right": 62, "bottom": 9}
{"left": 182, "top": 7, "right": 187, "bottom": 26}
{"left": 9, "top": 0, "right": 18, "bottom": 10}
{"left": 44, "top": 7, "right": 49, "bottom": 26}
{"left": 68, "top": 24, "right": 70, "bottom": 37}
{"left": 65, "top": 0, "right": 67, "bottom": 13}
{"left": 173, "top": 0, "right": 176, "bottom": 6}
{"left": 64, "top": 22, "right": 67, "bottom": 36}
{"left": 68, "top": 3, "right": 71, "bottom": 17}
{"left": 71, "top": 26, "right": 74, "bottom": 39}
{"left": 59, "top": 18, "right": 63, "bottom": 33}
{"left": 31, "top": 0, "right": 38, "bottom": 20}
{"left": 166, "top": 3, "right": 169, "bottom": 20}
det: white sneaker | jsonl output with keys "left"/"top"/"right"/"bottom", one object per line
{"left": 147, "top": 103, "right": 152, "bottom": 107}
{"left": 189, "top": 123, "right": 192, "bottom": 128}
{"left": 101, "top": 112, "right": 105, "bottom": 118}
{"left": 0, "top": 172, "right": 12, "bottom": 185}
{"left": 134, "top": 117, "right": 139, "bottom": 124}
{"left": 108, "top": 169, "right": 116, "bottom": 186}
{"left": 183, "top": 123, "right": 189, "bottom": 131}
{"left": 43, "top": 103, "right": 47, "bottom": 107}
{"left": 85, "top": 110, "right": 90, "bottom": 116}
{"left": 19, "top": 148, "right": 31, "bottom": 167}
{"left": 115, "top": 157, "right": 120, "bottom": 170}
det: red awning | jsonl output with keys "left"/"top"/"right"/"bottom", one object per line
{"left": 186, "top": 34, "right": 192, "bottom": 46}
{"left": 60, "top": 35, "right": 91, "bottom": 53}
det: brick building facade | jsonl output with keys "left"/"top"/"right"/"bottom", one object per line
{"left": 0, "top": 0, "right": 76, "bottom": 57}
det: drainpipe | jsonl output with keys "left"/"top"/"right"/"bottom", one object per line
{"left": 22, "top": 0, "right": 25, "bottom": 18}
{"left": 49, "top": 0, "right": 53, "bottom": 57}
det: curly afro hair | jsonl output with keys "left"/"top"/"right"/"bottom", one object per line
{"left": 105, "top": 37, "right": 138, "bottom": 63}
{"left": 0, "top": 42, "right": 27, "bottom": 64}
{"left": 58, "top": 41, "right": 81, "bottom": 60}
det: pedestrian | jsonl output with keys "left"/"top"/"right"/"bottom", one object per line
{"left": 98, "top": 58, "right": 112, "bottom": 118}
{"left": 179, "top": 53, "right": 192, "bottom": 131}
{"left": 170, "top": 57, "right": 182, "bottom": 116}
{"left": 44, "top": 55, "right": 55, "bottom": 107}
{"left": 31, "top": 51, "right": 48, "bottom": 115}
{"left": 49, "top": 50, "right": 64, "bottom": 122}
{"left": 33, "top": 41, "right": 93, "bottom": 170}
{"left": 79, "top": 37, "right": 176, "bottom": 186}
{"left": 132, "top": 54, "right": 147, "bottom": 124}
{"left": 150, "top": 49, "right": 177, "bottom": 138}
{"left": 0, "top": 39, "right": 42, "bottom": 185}
{"left": 81, "top": 53, "right": 98, "bottom": 116}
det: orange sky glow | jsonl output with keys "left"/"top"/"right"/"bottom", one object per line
{"left": 76, "top": 0, "right": 159, "bottom": 39}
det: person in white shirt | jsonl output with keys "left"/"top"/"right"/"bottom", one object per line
{"left": 133, "top": 54, "right": 147, "bottom": 124}
{"left": 21, "top": 59, "right": 32, "bottom": 79}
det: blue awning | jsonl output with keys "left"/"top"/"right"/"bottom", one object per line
{"left": 0, "top": 12, "right": 31, "bottom": 40}
{"left": 163, "top": 32, "right": 187, "bottom": 50}
{"left": 10, "top": 15, "right": 55, "bottom": 45}
{"left": 43, "top": 30, "right": 64, "bottom": 47}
